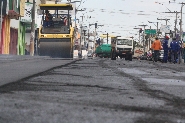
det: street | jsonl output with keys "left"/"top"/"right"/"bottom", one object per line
{"left": 0, "top": 58, "right": 185, "bottom": 123}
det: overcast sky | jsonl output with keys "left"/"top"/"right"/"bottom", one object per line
{"left": 67, "top": 0, "right": 185, "bottom": 38}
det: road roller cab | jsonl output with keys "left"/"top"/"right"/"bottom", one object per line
{"left": 38, "top": 3, "right": 74, "bottom": 58}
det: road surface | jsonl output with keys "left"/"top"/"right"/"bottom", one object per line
{"left": 0, "top": 57, "right": 185, "bottom": 123}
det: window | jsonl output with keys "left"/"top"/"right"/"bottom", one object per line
{"left": 117, "top": 39, "right": 132, "bottom": 46}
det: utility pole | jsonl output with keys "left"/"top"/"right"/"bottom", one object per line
{"left": 88, "top": 23, "right": 95, "bottom": 51}
{"left": 30, "top": 0, "right": 35, "bottom": 56}
{"left": 179, "top": 2, "right": 185, "bottom": 41}
{"left": 80, "top": 15, "right": 84, "bottom": 52}
{"left": 175, "top": 11, "right": 178, "bottom": 37}
{"left": 164, "top": 11, "right": 180, "bottom": 37}
{"left": 179, "top": 2, "right": 185, "bottom": 64}
{"left": 149, "top": 26, "right": 151, "bottom": 50}
{"left": 80, "top": 24, "right": 82, "bottom": 53}
{"left": 88, "top": 24, "right": 93, "bottom": 51}
{"left": 157, "top": 18, "right": 170, "bottom": 37}
{"left": 148, "top": 21, "right": 159, "bottom": 36}
{"left": 80, "top": 15, "right": 83, "bottom": 22}
{"left": 139, "top": 25, "right": 147, "bottom": 54}
{"left": 139, "top": 31, "right": 140, "bottom": 45}
{"left": 83, "top": 29, "right": 86, "bottom": 48}
{"left": 94, "top": 26, "right": 97, "bottom": 52}
{"left": 87, "top": 25, "right": 90, "bottom": 50}
{"left": 88, "top": 23, "right": 103, "bottom": 51}
{"left": 78, "top": 15, "right": 85, "bottom": 54}
{"left": 74, "top": 8, "right": 84, "bottom": 53}
{"left": 133, "top": 27, "right": 141, "bottom": 45}
{"left": 157, "top": 18, "right": 170, "bottom": 25}
{"left": 157, "top": 22, "right": 159, "bottom": 36}
{"left": 107, "top": 33, "right": 108, "bottom": 44}
{"left": 75, "top": 9, "right": 85, "bottom": 30}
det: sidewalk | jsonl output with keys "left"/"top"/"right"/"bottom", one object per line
{"left": 0, "top": 55, "right": 76, "bottom": 86}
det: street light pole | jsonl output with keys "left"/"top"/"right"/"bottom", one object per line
{"left": 139, "top": 25, "right": 147, "bottom": 54}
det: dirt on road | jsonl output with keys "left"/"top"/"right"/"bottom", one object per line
{"left": 0, "top": 58, "right": 185, "bottom": 123}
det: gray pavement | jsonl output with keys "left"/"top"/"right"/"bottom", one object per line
{"left": 0, "top": 57, "right": 185, "bottom": 123}
{"left": 0, "top": 55, "right": 76, "bottom": 86}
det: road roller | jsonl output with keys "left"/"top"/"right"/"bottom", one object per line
{"left": 38, "top": 3, "right": 74, "bottom": 58}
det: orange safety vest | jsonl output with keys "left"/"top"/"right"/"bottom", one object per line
{"left": 151, "top": 40, "right": 162, "bottom": 50}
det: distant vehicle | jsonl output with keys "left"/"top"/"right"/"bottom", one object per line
{"left": 115, "top": 37, "right": 134, "bottom": 61}
{"left": 95, "top": 44, "right": 111, "bottom": 58}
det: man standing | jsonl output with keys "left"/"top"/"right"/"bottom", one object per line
{"left": 151, "top": 37, "right": 162, "bottom": 62}
{"left": 170, "top": 37, "right": 180, "bottom": 64}
{"left": 162, "top": 36, "right": 169, "bottom": 63}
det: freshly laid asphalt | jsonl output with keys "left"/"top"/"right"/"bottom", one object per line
{"left": 0, "top": 55, "right": 76, "bottom": 86}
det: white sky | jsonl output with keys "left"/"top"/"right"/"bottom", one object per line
{"left": 67, "top": 0, "right": 185, "bottom": 38}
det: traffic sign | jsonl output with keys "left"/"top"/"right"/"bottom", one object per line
{"left": 145, "top": 29, "right": 156, "bottom": 34}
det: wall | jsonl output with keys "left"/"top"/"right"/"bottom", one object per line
{"left": 17, "top": 22, "right": 26, "bottom": 55}
{"left": 25, "top": 33, "right": 30, "bottom": 52}
{"left": 25, "top": 33, "right": 30, "bottom": 45}
{"left": 9, "top": 28, "right": 18, "bottom": 55}
{"left": 0, "top": 16, "right": 5, "bottom": 54}
{"left": 0, "top": 15, "right": 10, "bottom": 54}
{"left": 10, "top": 19, "right": 19, "bottom": 55}
{"left": 10, "top": 18, "right": 19, "bottom": 28}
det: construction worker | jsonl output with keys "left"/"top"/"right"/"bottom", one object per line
{"left": 170, "top": 37, "right": 180, "bottom": 64}
{"left": 63, "top": 16, "right": 68, "bottom": 26}
{"left": 151, "top": 37, "right": 162, "bottom": 62}
{"left": 162, "top": 36, "right": 169, "bottom": 63}
{"left": 44, "top": 10, "right": 53, "bottom": 27}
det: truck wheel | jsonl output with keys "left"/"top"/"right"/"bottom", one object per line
{"left": 111, "top": 56, "right": 116, "bottom": 60}
{"left": 125, "top": 55, "right": 128, "bottom": 60}
{"left": 129, "top": 55, "right": 132, "bottom": 61}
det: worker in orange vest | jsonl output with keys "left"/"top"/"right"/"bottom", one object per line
{"left": 151, "top": 37, "right": 162, "bottom": 62}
